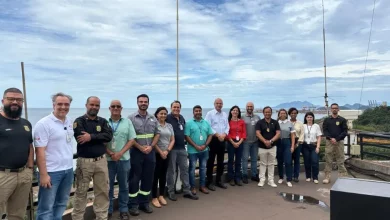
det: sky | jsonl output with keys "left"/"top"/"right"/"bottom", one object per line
{"left": 0, "top": 0, "right": 389, "bottom": 109}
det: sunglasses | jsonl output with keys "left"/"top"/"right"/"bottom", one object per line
{"left": 110, "top": 105, "right": 122, "bottom": 109}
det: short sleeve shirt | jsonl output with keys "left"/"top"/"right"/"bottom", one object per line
{"left": 184, "top": 118, "right": 213, "bottom": 154}
{"left": 255, "top": 118, "right": 280, "bottom": 149}
{"left": 157, "top": 123, "right": 174, "bottom": 151}
{"left": 106, "top": 117, "right": 136, "bottom": 161}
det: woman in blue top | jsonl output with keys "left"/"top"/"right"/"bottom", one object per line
{"left": 152, "top": 107, "right": 175, "bottom": 208}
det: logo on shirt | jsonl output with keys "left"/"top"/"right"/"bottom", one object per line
{"left": 34, "top": 137, "right": 40, "bottom": 141}
{"left": 336, "top": 121, "right": 340, "bottom": 126}
{"left": 24, "top": 126, "right": 30, "bottom": 132}
{"left": 96, "top": 125, "right": 101, "bottom": 132}
{"left": 5, "top": 128, "right": 12, "bottom": 131}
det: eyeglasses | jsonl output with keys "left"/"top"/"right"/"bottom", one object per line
{"left": 110, "top": 105, "right": 122, "bottom": 109}
{"left": 5, "top": 97, "right": 24, "bottom": 103}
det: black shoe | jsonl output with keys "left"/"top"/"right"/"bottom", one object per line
{"left": 251, "top": 176, "right": 260, "bottom": 182}
{"left": 235, "top": 180, "right": 243, "bottom": 186}
{"left": 168, "top": 193, "right": 177, "bottom": 201}
{"left": 207, "top": 183, "right": 216, "bottom": 191}
{"left": 128, "top": 207, "right": 139, "bottom": 216}
{"left": 139, "top": 205, "right": 153, "bottom": 214}
{"left": 229, "top": 179, "right": 235, "bottom": 186}
{"left": 242, "top": 177, "right": 249, "bottom": 184}
{"left": 120, "top": 212, "right": 129, "bottom": 220}
{"left": 293, "top": 178, "right": 299, "bottom": 183}
{"left": 108, "top": 213, "right": 112, "bottom": 219}
{"left": 216, "top": 181, "right": 228, "bottom": 189}
{"left": 183, "top": 193, "right": 199, "bottom": 200}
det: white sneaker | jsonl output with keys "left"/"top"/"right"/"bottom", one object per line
{"left": 268, "top": 181, "right": 277, "bottom": 188}
{"left": 314, "top": 180, "right": 319, "bottom": 184}
{"left": 287, "top": 182, "right": 292, "bottom": 187}
{"left": 258, "top": 180, "right": 265, "bottom": 187}
{"left": 306, "top": 178, "right": 311, "bottom": 182}
{"left": 278, "top": 179, "right": 283, "bottom": 184}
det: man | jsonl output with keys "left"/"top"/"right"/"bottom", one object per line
{"left": 166, "top": 101, "right": 198, "bottom": 201}
{"left": 185, "top": 105, "right": 213, "bottom": 195}
{"left": 0, "top": 88, "right": 34, "bottom": 220}
{"left": 322, "top": 103, "right": 348, "bottom": 184}
{"left": 242, "top": 102, "right": 261, "bottom": 184}
{"left": 255, "top": 106, "right": 280, "bottom": 187}
{"left": 106, "top": 100, "right": 136, "bottom": 220}
{"left": 34, "top": 92, "right": 74, "bottom": 220}
{"left": 205, "top": 98, "right": 229, "bottom": 190}
{"left": 127, "top": 94, "right": 160, "bottom": 216}
{"left": 72, "top": 96, "right": 113, "bottom": 220}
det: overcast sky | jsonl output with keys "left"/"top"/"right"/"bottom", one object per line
{"left": 1, "top": 0, "right": 389, "bottom": 108}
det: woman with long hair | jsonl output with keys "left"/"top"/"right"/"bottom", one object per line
{"left": 276, "top": 109, "right": 296, "bottom": 187}
{"left": 288, "top": 107, "right": 304, "bottom": 182}
{"left": 227, "top": 105, "right": 247, "bottom": 186}
{"left": 302, "top": 112, "right": 322, "bottom": 184}
{"left": 151, "top": 107, "right": 175, "bottom": 208}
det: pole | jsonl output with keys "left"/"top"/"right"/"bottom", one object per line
{"left": 176, "top": 0, "right": 179, "bottom": 100}
{"left": 322, "top": 0, "right": 329, "bottom": 116}
{"left": 21, "top": 62, "right": 34, "bottom": 220}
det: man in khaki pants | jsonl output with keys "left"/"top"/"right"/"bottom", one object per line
{"left": 322, "top": 103, "right": 348, "bottom": 184}
{"left": 0, "top": 88, "right": 34, "bottom": 220}
{"left": 72, "top": 96, "right": 113, "bottom": 220}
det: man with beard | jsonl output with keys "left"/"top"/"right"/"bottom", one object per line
{"left": 166, "top": 101, "right": 198, "bottom": 200}
{"left": 0, "top": 88, "right": 34, "bottom": 220}
{"left": 127, "top": 94, "right": 160, "bottom": 216}
{"left": 72, "top": 96, "right": 113, "bottom": 220}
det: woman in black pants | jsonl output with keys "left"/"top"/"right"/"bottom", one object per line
{"left": 152, "top": 107, "right": 175, "bottom": 208}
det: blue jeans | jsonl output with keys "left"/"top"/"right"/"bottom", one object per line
{"left": 241, "top": 142, "right": 259, "bottom": 178}
{"left": 108, "top": 160, "right": 130, "bottom": 213}
{"left": 277, "top": 139, "right": 293, "bottom": 181}
{"left": 302, "top": 144, "right": 319, "bottom": 180}
{"left": 36, "top": 168, "right": 74, "bottom": 220}
{"left": 292, "top": 144, "right": 302, "bottom": 178}
{"left": 188, "top": 150, "right": 209, "bottom": 188}
{"left": 227, "top": 142, "right": 244, "bottom": 181}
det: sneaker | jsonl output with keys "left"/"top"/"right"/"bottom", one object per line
{"left": 120, "top": 212, "right": 129, "bottom": 220}
{"left": 314, "top": 180, "right": 319, "bottom": 184}
{"left": 287, "top": 182, "right": 292, "bottom": 187}
{"left": 278, "top": 179, "right": 283, "bottom": 184}
{"left": 258, "top": 180, "right": 265, "bottom": 187}
{"left": 268, "top": 181, "right": 277, "bottom": 188}
{"left": 323, "top": 178, "right": 330, "bottom": 184}
{"left": 306, "top": 178, "right": 311, "bottom": 182}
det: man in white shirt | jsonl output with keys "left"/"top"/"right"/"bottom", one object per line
{"left": 34, "top": 93, "right": 74, "bottom": 220}
{"left": 205, "top": 98, "right": 229, "bottom": 190}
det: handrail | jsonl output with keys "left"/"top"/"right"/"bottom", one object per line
{"left": 358, "top": 132, "right": 390, "bottom": 160}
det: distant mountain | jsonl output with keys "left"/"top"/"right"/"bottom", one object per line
{"left": 317, "top": 103, "right": 369, "bottom": 110}
{"left": 273, "top": 101, "right": 318, "bottom": 110}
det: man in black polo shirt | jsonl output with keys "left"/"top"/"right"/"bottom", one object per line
{"left": 166, "top": 101, "right": 198, "bottom": 201}
{"left": 72, "top": 96, "right": 113, "bottom": 220}
{"left": 0, "top": 88, "right": 34, "bottom": 220}
{"left": 255, "top": 106, "right": 280, "bottom": 188}
{"left": 322, "top": 103, "right": 348, "bottom": 184}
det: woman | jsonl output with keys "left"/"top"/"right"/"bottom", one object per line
{"left": 288, "top": 107, "right": 304, "bottom": 182}
{"left": 302, "top": 112, "right": 322, "bottom": 184}
{"left": 277, "top": 109, "right": 296, "bottom": 187}
{"left": 152, "top": 107, "right": 175, "bottom": 208}
{"left": 227, "top": 105, "right": 247, "bottom": 186}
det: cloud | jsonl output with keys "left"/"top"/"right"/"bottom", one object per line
{"left": 0, "top": 0, "right": 389, "bottom": 109}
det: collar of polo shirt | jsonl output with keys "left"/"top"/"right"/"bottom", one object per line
{"left": 278, "top": 119, "right": 288, "bottom": 124}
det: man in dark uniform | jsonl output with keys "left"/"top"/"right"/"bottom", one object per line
{"left": 0, "top": 88, "right": 34, "bottom": 220}
{"left": 72, "top": 96, "right": 113, "bottom": 220}
{"left": 322, "top": 103, "right": 348, "bottom": 184}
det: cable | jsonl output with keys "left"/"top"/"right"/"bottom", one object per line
{"left": 357, "top": 0, "right": 377, "bottom": 114}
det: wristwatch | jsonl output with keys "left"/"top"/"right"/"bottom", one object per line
{"left": 270, "top": 140, "right": 273, "bottom": 144}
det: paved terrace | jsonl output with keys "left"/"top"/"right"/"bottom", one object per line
{"left": 72, "top": 171, "right": 340, "bottom": 220}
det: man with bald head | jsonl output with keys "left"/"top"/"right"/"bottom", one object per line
{"left": 242, "top": 102, "right": 261, "bottom": 184}
{"left": 72, "top": 96, "right": 113, "bottom": 220}
{"left": 205, "top": 98, "right": 229, "bottom": 190}
{"left": 106, "top": 100, "right": 136, "bottom": 219}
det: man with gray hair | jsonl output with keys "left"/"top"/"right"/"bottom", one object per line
{"left": 34, "top": 92, "right": 75, "bottom": 220}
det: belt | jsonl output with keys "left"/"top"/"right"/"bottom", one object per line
{"left": 78, "top": 155, "right": 105, "bottom": 162}
{"left": 0, "top": 166, "right": 26, "bottom": 173}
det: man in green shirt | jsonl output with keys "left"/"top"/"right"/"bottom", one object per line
{"left": 106, "top": 100, "right": 136, "bottom": 220}
{"left": 185, "top": 105, "right": 213, "bottom": 195}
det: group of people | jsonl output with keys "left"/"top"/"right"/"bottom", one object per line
{"left": 0, "top": 87, "right": 349, "bottom": 220}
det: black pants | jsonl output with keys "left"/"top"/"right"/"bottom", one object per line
{"left": 206, "top": 137, "right": 226, "bottom": 184}
{"left": 152, "top": 153, "right": 169, "bottom": 198}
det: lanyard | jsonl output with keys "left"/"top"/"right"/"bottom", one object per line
{"left": 196, "top": 121, "right": 203, "bottom": 134}
{"left": 110, "top": 119, "right": 121, "bottom": 133}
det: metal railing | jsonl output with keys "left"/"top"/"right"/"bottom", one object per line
{"left": 357, "top": 132, "right": 390, "bottom": 160}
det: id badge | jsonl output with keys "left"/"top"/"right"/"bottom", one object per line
{"left": 266, "top": 128, "right": 270, "bottom": 132}
{"left": 179, "top": 124, "right": 183, "bottom": 130}
{"left": 66, "top": 134, "right": 71, "bottom": 143}
{"left": 200, "top": 135, "right": 204, "bottom": 141}
{"left": 251, "top": 120, "right": 255, "bottom": 126}
{"left": 236, "top": 136, "right": 239, "bottom": 141}
{"left": 111, "top": 141, "right": 116, "bottom": 150}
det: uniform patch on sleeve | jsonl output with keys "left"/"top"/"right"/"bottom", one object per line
{"left": 73, "top": 122, "right": 77, "bottom": 129}
{"left": 24, "top": 126, "right": 30, "bottom": 132}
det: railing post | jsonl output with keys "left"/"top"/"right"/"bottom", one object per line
{"left": 359, "top": 134, "right": 364, "bottom": 160}
{"left": 347, "top": 134, "right": 351, "bottom": 156}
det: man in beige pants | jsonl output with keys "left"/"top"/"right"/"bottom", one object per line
{"left": 72, "top": 96, "right": 113, "bottom": 220}
{"left": 0, "top": 88, "right": 34, "bottom": 220}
